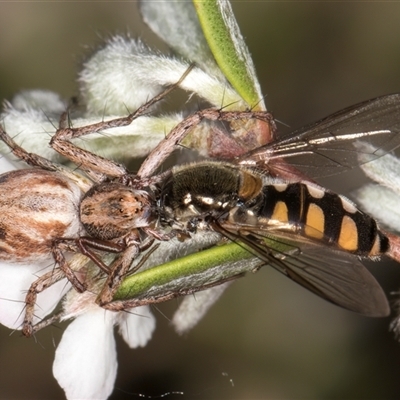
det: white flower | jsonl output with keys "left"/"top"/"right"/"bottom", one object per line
{"left": 0, "top": 260, "right": 71, "bottom": 331}
{"left": 53, "top": 287, "right": 155, "bottom": 400}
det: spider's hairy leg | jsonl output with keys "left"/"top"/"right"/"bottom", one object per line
{"left": 137, "top": 108, "right": 274, "bottom": 179}
{"left": 0, "top": 126, "right": 64, "bottom": 172}
{"left": 95, "top": 233, "right": 157, "bottom": 306}
{"left": 49, "top": 65, "right": 195, "bottom": 179}
{"left": 95, "top": 244, "right": 141, "bottom": 307}
{"left": 0, "top": 125, "right": 92, "bottom": 188}
{"left": 56, "top": 236, "right": 131, "bottom": 275}
{"left": 52, "top": 246, "right": 86, "bottom": 293}
{"left": 22, "top": 267, "right": 67, "bottom": 337}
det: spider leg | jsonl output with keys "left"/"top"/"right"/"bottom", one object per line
{"left": 49, "top": 65, "right": 194, "bottom": 179}
{"left": 56, "top": 237, "right": 130, "bottom": 275}
{"left": 137, "top": 108, "right": 274, "bottom": 178}
{"left": 0, "top": 126, "right": 68, "bottom": 172}
{"left": 0, "top": 126, "right": 91, "bottom": 189}
{"left": 22, "top": 267, "right": 67, "bottom": 337}
{"left": 96, "top": 234, "right": 156, "bottom": 307}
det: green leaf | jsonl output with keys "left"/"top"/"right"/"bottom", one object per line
{"left": 112, "top": 236, "right": 294, "bottom": 306}
{"left": 113, "top": 242, "right": 255, "bottom": 302}
{"left": 193, "top": 0, "right": 265, "bottom": 110}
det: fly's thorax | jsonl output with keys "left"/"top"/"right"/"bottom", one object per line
{"left": 160, "top": 161, "right": 263, "bottom": 228}
{"left": 80, "top": 182, "right": 152, "bottom": 240}
{"left": 257, "top": 180, "right": 389, "bottom": 256}
{"left": 0, "top": 169, "right": 83, "bottom": 261}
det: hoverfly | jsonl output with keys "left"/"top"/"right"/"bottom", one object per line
{"left": 151, "top": 160, "right": 389, "bottom": 317}
{"left": 103, "top": 94, "right": 400, "bottom": 319}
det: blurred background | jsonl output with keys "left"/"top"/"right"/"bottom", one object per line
{"left": 1, "top": 2, "right": 400, "bottom": 399}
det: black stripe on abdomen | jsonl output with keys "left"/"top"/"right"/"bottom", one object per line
{"left": 259, "top": 182, "right": 388, "bottom": 256}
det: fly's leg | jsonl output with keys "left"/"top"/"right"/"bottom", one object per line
{"left": 142, "top": 227, "right": 177, "bottom": 241}
{"left": 49, "top": 66, "right": 194, "bottom": 180}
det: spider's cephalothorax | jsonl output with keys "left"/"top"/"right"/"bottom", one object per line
{"left": 80, "top": 183, "right": 153, "bottom": 241}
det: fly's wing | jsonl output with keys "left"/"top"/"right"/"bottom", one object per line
{"left": 216, "top": 223, "right": 390, "bottom": 317}
{"left": 274, "top": 245, "right": 389, "bottom": 317}
{"left": 242, "top": 94, "right": 400, "bottom": 178}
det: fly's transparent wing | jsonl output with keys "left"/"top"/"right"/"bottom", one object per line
{"left": 243, "top": 94, "right": 400, "bottom": 178}
{"left": 217, "top": 225, "right": 390, "bottom": 317}
{"left": 274, "top": 246, "right": 389, "bottom": 317}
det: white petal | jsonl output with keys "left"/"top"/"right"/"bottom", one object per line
{"left": 1, "top": 104, "right": 61, "bottom": 162}
{"left": 10, "top": 90, "right": 66, "bottom": 114}
{"left": 0, "top": 260, "right": 69, "bottom": 329}
{"left": 357, "top": 142, "right": 400, "bottom": 195}
{"left": 172, "top": 282, "right": 231, "bottom": 335}
{"left": 79, "top": 36, "right": 243, "bottom": 115}
{"left": 60, "top": 288, "right": 99, "bottom": 321}
{"left": 354, "top": 184, "right": 400, "bottom": 232}
{"left": 53, "top": 309, "right": 118, "bottom": 400}
{"left": 0, "top": 155, "right": 20, "bottom": 174}
{"left": 117, "top": 305, "right": 156, "bottom": 348}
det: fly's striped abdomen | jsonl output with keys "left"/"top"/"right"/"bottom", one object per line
{"left": 259, "top": 182, "right": 389, "bottom": 256}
